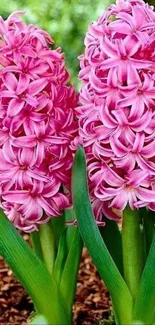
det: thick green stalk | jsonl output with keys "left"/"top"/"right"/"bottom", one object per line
{"left": 122, "top": 207, "right": 145, "bottom": 301}
{"left": 39, "top": 221, "right": 56, "bottom": 274}
{"left": 31, "top": 231, "right": 43, "bottom": 261}
{"left": 72, "top": 147, "right": 133, "bottom": 325}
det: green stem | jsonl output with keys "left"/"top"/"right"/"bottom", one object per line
{"left": 72, "top": 147, "right": 133, "bottom": 325}
{"left": 39, "top": 221, "right": 56, "bottom": 274}
{"left": 122, "top": 207, "right": 145, "bottom": 301}
{"left": 31, "top": 231, "right": 44, "bottom": 261}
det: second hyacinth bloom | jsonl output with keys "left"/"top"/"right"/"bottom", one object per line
{"left": 77, "top": 0, "right": 155, "bottom": 219}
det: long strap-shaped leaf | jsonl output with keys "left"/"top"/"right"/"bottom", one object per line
{"left": 143, "top": 209, "right": 155, "bottom": 257}
{"left": 72, "top": 147, "right": 133, "bottom": 325}
{"left": 0, "top": 210, "right": 69, "bottom": 325}
{"left": 133, "top": 232, "right": 155, "bottom": 324}
{"left": 60, "top": 227, "right": 82, "bottom": 316}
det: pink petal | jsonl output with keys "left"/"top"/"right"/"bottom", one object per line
{"left": 118, "top": 12, "right": 134, "bottom": 28}
{"left": 99, "top": 105, "right": 116, "bottom": 128}
{"left": 20, "top": 46, "right": 36, "bottom": 58}
{"left": 95, "top": 186, "right": 120, "bottom": 199}
{"left": 27, "top": 78, "right": 48, "bottom": 96}
{"left": 25, "top": 94, "right": 38, "bottom": 107}
{"left": 110, "top": 192, "right": 128, "bottom": 210}
{"left": 24, "top": 200, "right": 43, "bottom": 222}
{"left": 3, "top": 73, "right": 17, "bottom": 91}
{"left": 35, "top": 142, "right": 45, "bottom": 165}
{"left": 110, "top": 137, "right": 128, "bottom": 157}
{"left": 27, "top": 170, "right": 48, "bottom": 182}
{"left": 100, "top": 36, "right": 117, "bottom": 58}
{"left": 37, "top": 196, "right": 59, "bottom": 216}
{"left": 130, "top": 110, "right": 152, "bottom": 132}
{"left": 127, "top": 169, "right": 149, "bottom": 187}
{"left": 2, "top": 141, "right": 16, "bottom": 163}
{"left": 30, "top": 62, "right": 49, "bottom": 75}
{"left": 124, "top": 35, "right": 141, "bottom": 57}
{"left": 114, "top": 154, "right": 135, "bottom": 172}
{"left": 132, "top": 5, "right": 146, "bottom": 29}
{"left": 110, "top": 21, "right": 131, "bottom": 35}
{"left": 137, "top": 187, "right": 155, "bottom": 202}
{"left": 0, "top": 150, "right": 12, "bottom": 169}
{"left": 130, "top": 58, "right": 152, "bottom": 69}
{"left": 2, "top": 191, "right": 29, "bottom": 203}
{"left": 141, "top": 141, "right": 155, "bottom": 158}
{"left": 7, "top": 98, "right": 25, "bottom": 117}
{"left": 11, "top": 135, "right": 36, "bottom": 147}
{"left": 102, "top": 201, "right": 120, "bottom": 221}
{"left": 52, "top": 193, "right": 69, "bottom": 209}
{"left": 0, "top": 90, "right": 16, "bottom": 98}
{"left": 17, "top": 74, "right": 30, "bottom": 95}
{"left": 10, "top": 115, "right": 26, "bottom": 133}
{"left": 132, "top": 133, "right": 145, "bottom": 153}
{"left": 43, "top": 181, "right": 60, "bottom": 197}
{"left": 19, "top": 147, "right": 35, "bottom": 165}
{"left": 136, "top": 155, "right": 155, "bottom": 173}
{"left": 101, "top": 58, "right": 120, "bottom": 69}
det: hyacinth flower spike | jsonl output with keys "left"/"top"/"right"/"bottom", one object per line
{"left": 72, "top": 0, "right": 155, "bottom": 324}
{"left": 0, "top": 12, "right": 82, "bottom": 325}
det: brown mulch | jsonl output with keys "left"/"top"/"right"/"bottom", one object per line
{"left": 0, "top": 245, "right": 113, "bottom": 325}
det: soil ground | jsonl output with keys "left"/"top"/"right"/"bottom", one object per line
{"left": 0, "top": 243, "right": 113, "bottom": 325}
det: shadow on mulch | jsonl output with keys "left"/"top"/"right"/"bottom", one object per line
{"left": 0, "top": 240, "right": 113, "bottom": 325}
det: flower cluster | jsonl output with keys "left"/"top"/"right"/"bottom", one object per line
{"left": 77, "top": 0, "right": 155, "bottom": 220}
{"left": 0, "top": 12, "right": 78, "bottom": 232}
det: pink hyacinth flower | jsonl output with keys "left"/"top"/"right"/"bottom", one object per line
{"left": 77, "top": 0, "right": 155, "bottom": 221}
{"left": 0, "top": 11, "right": 78, "bottom": 232}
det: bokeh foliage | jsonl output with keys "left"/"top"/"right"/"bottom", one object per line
{"left": 0, "top": 0, "right": 111, "bottom": 86}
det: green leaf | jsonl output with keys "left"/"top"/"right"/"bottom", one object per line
{"left": 72, "top": 147, "right": 133, "bottom": 325}
{"left": 51, "top": 214, "right": 65, "bottom": 249}
{"left": 0, "top": 210, "right": 69, "bottom": 325}
{"left": 52, "top": 229, "right": 68, "bottom": 283}
{"left": 100, "top": 217, "right": 123, "bottom": 276}
{"left": 60, "top": 227, "right": 82, "bottom": 315}
{"left": 133, "top": 232, "right": 155, "bottom": 324}
{"left": 143, "top": 208, "right": 155, "bottom": 257}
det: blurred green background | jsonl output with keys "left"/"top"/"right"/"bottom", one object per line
{"left": 0, "top": 0, "right": 111, "bottom": 86}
